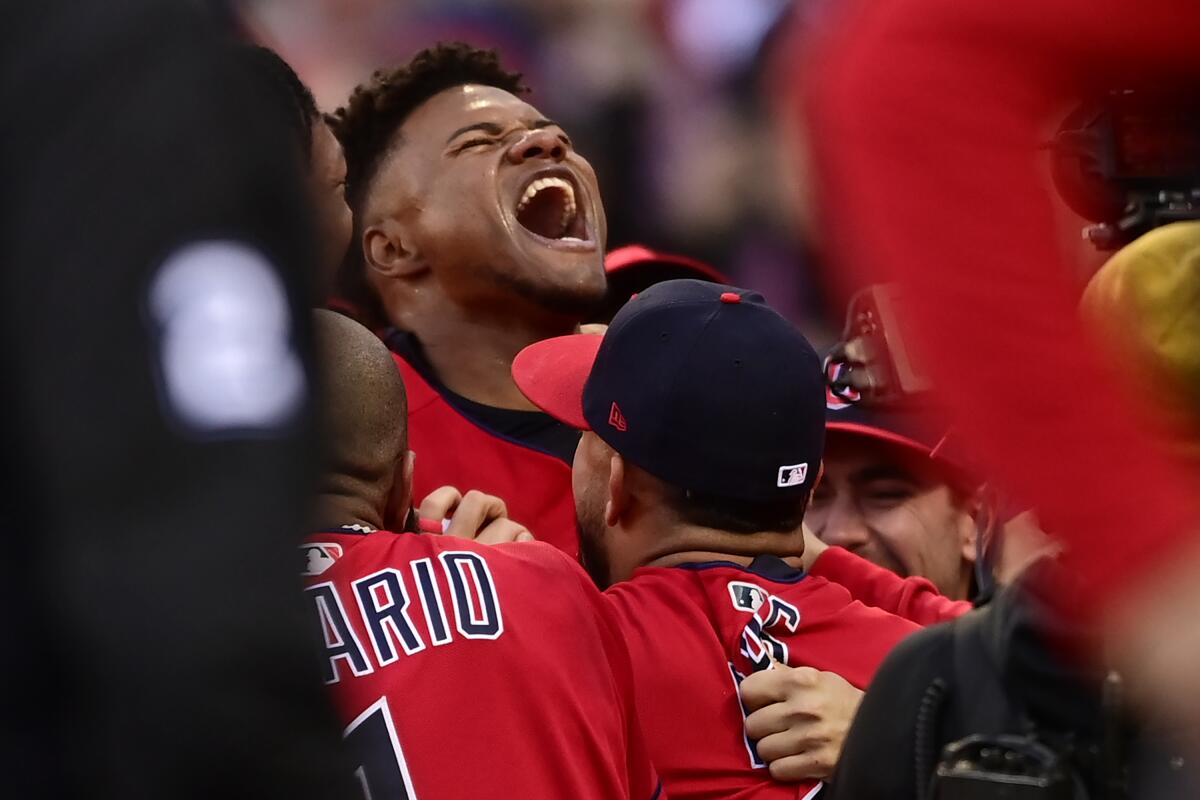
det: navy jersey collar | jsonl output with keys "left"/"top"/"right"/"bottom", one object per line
{"left": 674, "top": 554, "right": 807, "bottom": 584}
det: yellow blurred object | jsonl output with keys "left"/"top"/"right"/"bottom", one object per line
{"left": 1081, "top": 221, "right": 1200, "bottom": 449}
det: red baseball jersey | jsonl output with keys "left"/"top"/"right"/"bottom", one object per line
{"left": 393, "top": 353, "right": 579, "bottom": 558}
{"left": 302, "top": 528, "right": 661, "bottom": 800}
{"left": 603, "top": 555, "right": 922, "bottom": 799}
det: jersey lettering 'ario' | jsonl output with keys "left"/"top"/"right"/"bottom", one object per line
{"left": 307, "top": 550, "right": 503, "bottom": 684}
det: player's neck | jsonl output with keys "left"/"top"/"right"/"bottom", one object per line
{"left": 312, "top": 493, "right": 385, "bottom": 533}
{"left": 404, "top": 302, "right": 581, "bottom": 410}
{"left": 638, "top": 526, "right": 807, "bottom": 572}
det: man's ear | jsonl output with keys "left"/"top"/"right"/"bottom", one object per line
{"left": 399, "top": 449, "right": 416, "bottom": 509}
{"left": 604, "top": 453, "right": 627, "bottom": 528}
{"left": 364, "top": 218, "right": 426, "bottom": 279}
{"left": 385, "top": 449, "right": 417, "bottom": 529}
{"left": 960, "top": 486, "right": 989, "bottom": 566}
{"left": 962, "top": 520, "right": 980, "bottom": 566}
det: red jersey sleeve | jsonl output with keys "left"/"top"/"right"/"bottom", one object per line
{"left": 537, "top": 547, "right": 665, "bottom": 800}
{"left": 809, "top": 546, "right": 971, "bottom": 625}
{"left": 803, "top": 0, "right": 1200, "bottom": 619}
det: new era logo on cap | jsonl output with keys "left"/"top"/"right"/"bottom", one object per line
{"left": 776, "top": 463, "right": 808, "bottom": 488}
{"left": 609, "top": 402, "right": 628, "bottom": 432}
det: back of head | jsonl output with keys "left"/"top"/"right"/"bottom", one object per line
{"left": 517, "top": 280, "right": 826, "bottom": 539}
{"left": 1081, "top": 221, "right": 1200, "bottom": 459}
{"left": 312, "top": 310, "right": 408, "bottom": 490}
{"left": 328, "top": 43, "right": 526, "bottom": 326}
{"left": 231, "top": 43, "right": 320, "bottom": 161}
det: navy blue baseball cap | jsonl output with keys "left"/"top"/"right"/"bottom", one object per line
{"left": 513, "top": 279, "right": 826, "bottom": 502}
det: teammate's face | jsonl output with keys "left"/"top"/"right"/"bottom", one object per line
{"left": 309, "top": 120, "right": 352, "bottom": 294}
{"left": 366, "top": 84, "right": 607, "bottom": 316}
{"left": 573, "top": 431, "right": 614, "bottom": 588}
{"left": 806, "top": 436, "right": 978, "bottom": 600}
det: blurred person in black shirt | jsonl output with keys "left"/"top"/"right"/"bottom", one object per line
{"left": 233, "top": 45, "right": 354, "bottom": 296}
{"left": 1, "top": 2, "right": 353, "bottom": 797}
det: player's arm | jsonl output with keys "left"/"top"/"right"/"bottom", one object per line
{"left": 804, "top": 527, "right": 970, "bottom": 624}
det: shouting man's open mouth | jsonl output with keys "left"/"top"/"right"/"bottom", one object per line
{"left": 514, "top": 168, "right": 594, "bottom": 250}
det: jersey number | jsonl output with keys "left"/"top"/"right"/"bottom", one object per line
{"left": 739, "top": 595, "right": 801, "bottom": 671}
{"left": 344, "top": 697, "right": 418, "bottom": 800}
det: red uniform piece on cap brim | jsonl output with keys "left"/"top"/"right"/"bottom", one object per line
{"left": 512, "top": 334, "right": 603, "bottom": 431}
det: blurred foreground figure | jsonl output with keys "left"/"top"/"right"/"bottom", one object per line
{"left": 304, "top": 311, "right": 660, "bottom": 800}
{"left": 1, "top": 2, "right": 352, "bottom": 797}
{"left": 233, "top": 44, "right": 353, "bottom": 299}
{"left": 1081, "top": 221, "right": 1200, "bottom": 458}
{"left": 803, "top": 0, "right": 1200, "bottom": 737}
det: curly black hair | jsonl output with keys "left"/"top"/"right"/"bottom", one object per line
{"left": 328, "top": 43, "right": 527, "bottom": 325}
{"left": 331, "top": 42, "right": 526, "bottom": 210}
{"left": 234, "top": 44, "right": 320, "bottom": 159}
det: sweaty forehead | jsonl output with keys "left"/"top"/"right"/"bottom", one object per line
{"left": 365, "top": 84, "right": 539, "bottom": 210}
{"left": 399, "top": 84, "right": 542, "bottom": 145}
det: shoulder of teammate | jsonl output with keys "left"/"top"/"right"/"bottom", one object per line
{"left": 510, "top": 547, "right": 665, "bottom": 800}
{"left": 760, "top": 568, "right": 923, "bottom": 639}
{"left": 764, "top": 572, "right": 923, "bottom": 687}
{"left": 489, "top": 542, "right": 663, "bottom": 800}
{"left": 302, "top": 528, "right": 516, "bottom": 583}
{"left": 304, "top": 530, "right": 584, "bottom": 581}
{"left": 494, "top": 540, "right": 626, "bottom": 633}
{"left": 629, "top": 560, "right": 921, "bottom": 684}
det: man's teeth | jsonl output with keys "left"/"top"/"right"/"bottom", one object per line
{"left": 516, "top": 176, "right": 578, "bottom": 230}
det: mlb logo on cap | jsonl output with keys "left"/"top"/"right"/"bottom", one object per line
{"left": 777, "top": 463, "right": 808, "bottom": 488}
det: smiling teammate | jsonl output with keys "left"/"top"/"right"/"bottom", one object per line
{"left": 331, "top": 44, "right": 606, "bottom": 552}
{"left": 808, "top": 404, "right": 982, "bottom": 600}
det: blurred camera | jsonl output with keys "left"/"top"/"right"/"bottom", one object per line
{"left": 1049, "top": 88, "right": 1200, "bottom": 250}
{"left": 824, "top": 283, "right": 932, "bottom": 409}
{"left": 930, "top": 735, "right": 1082, "bottom": 800}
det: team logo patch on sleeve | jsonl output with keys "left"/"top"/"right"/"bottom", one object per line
{"left": 776, "top": 463, "right": 808, "bottom": 487}
{"left": 301, "top": 543, "right": 344, "bottom": 576}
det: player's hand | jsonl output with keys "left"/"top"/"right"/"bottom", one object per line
{"left": 417, "top": 486, "right": 535, "bottom": 545}
{"left": 739, "top": 665, "right": 864, "bottom": 782}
